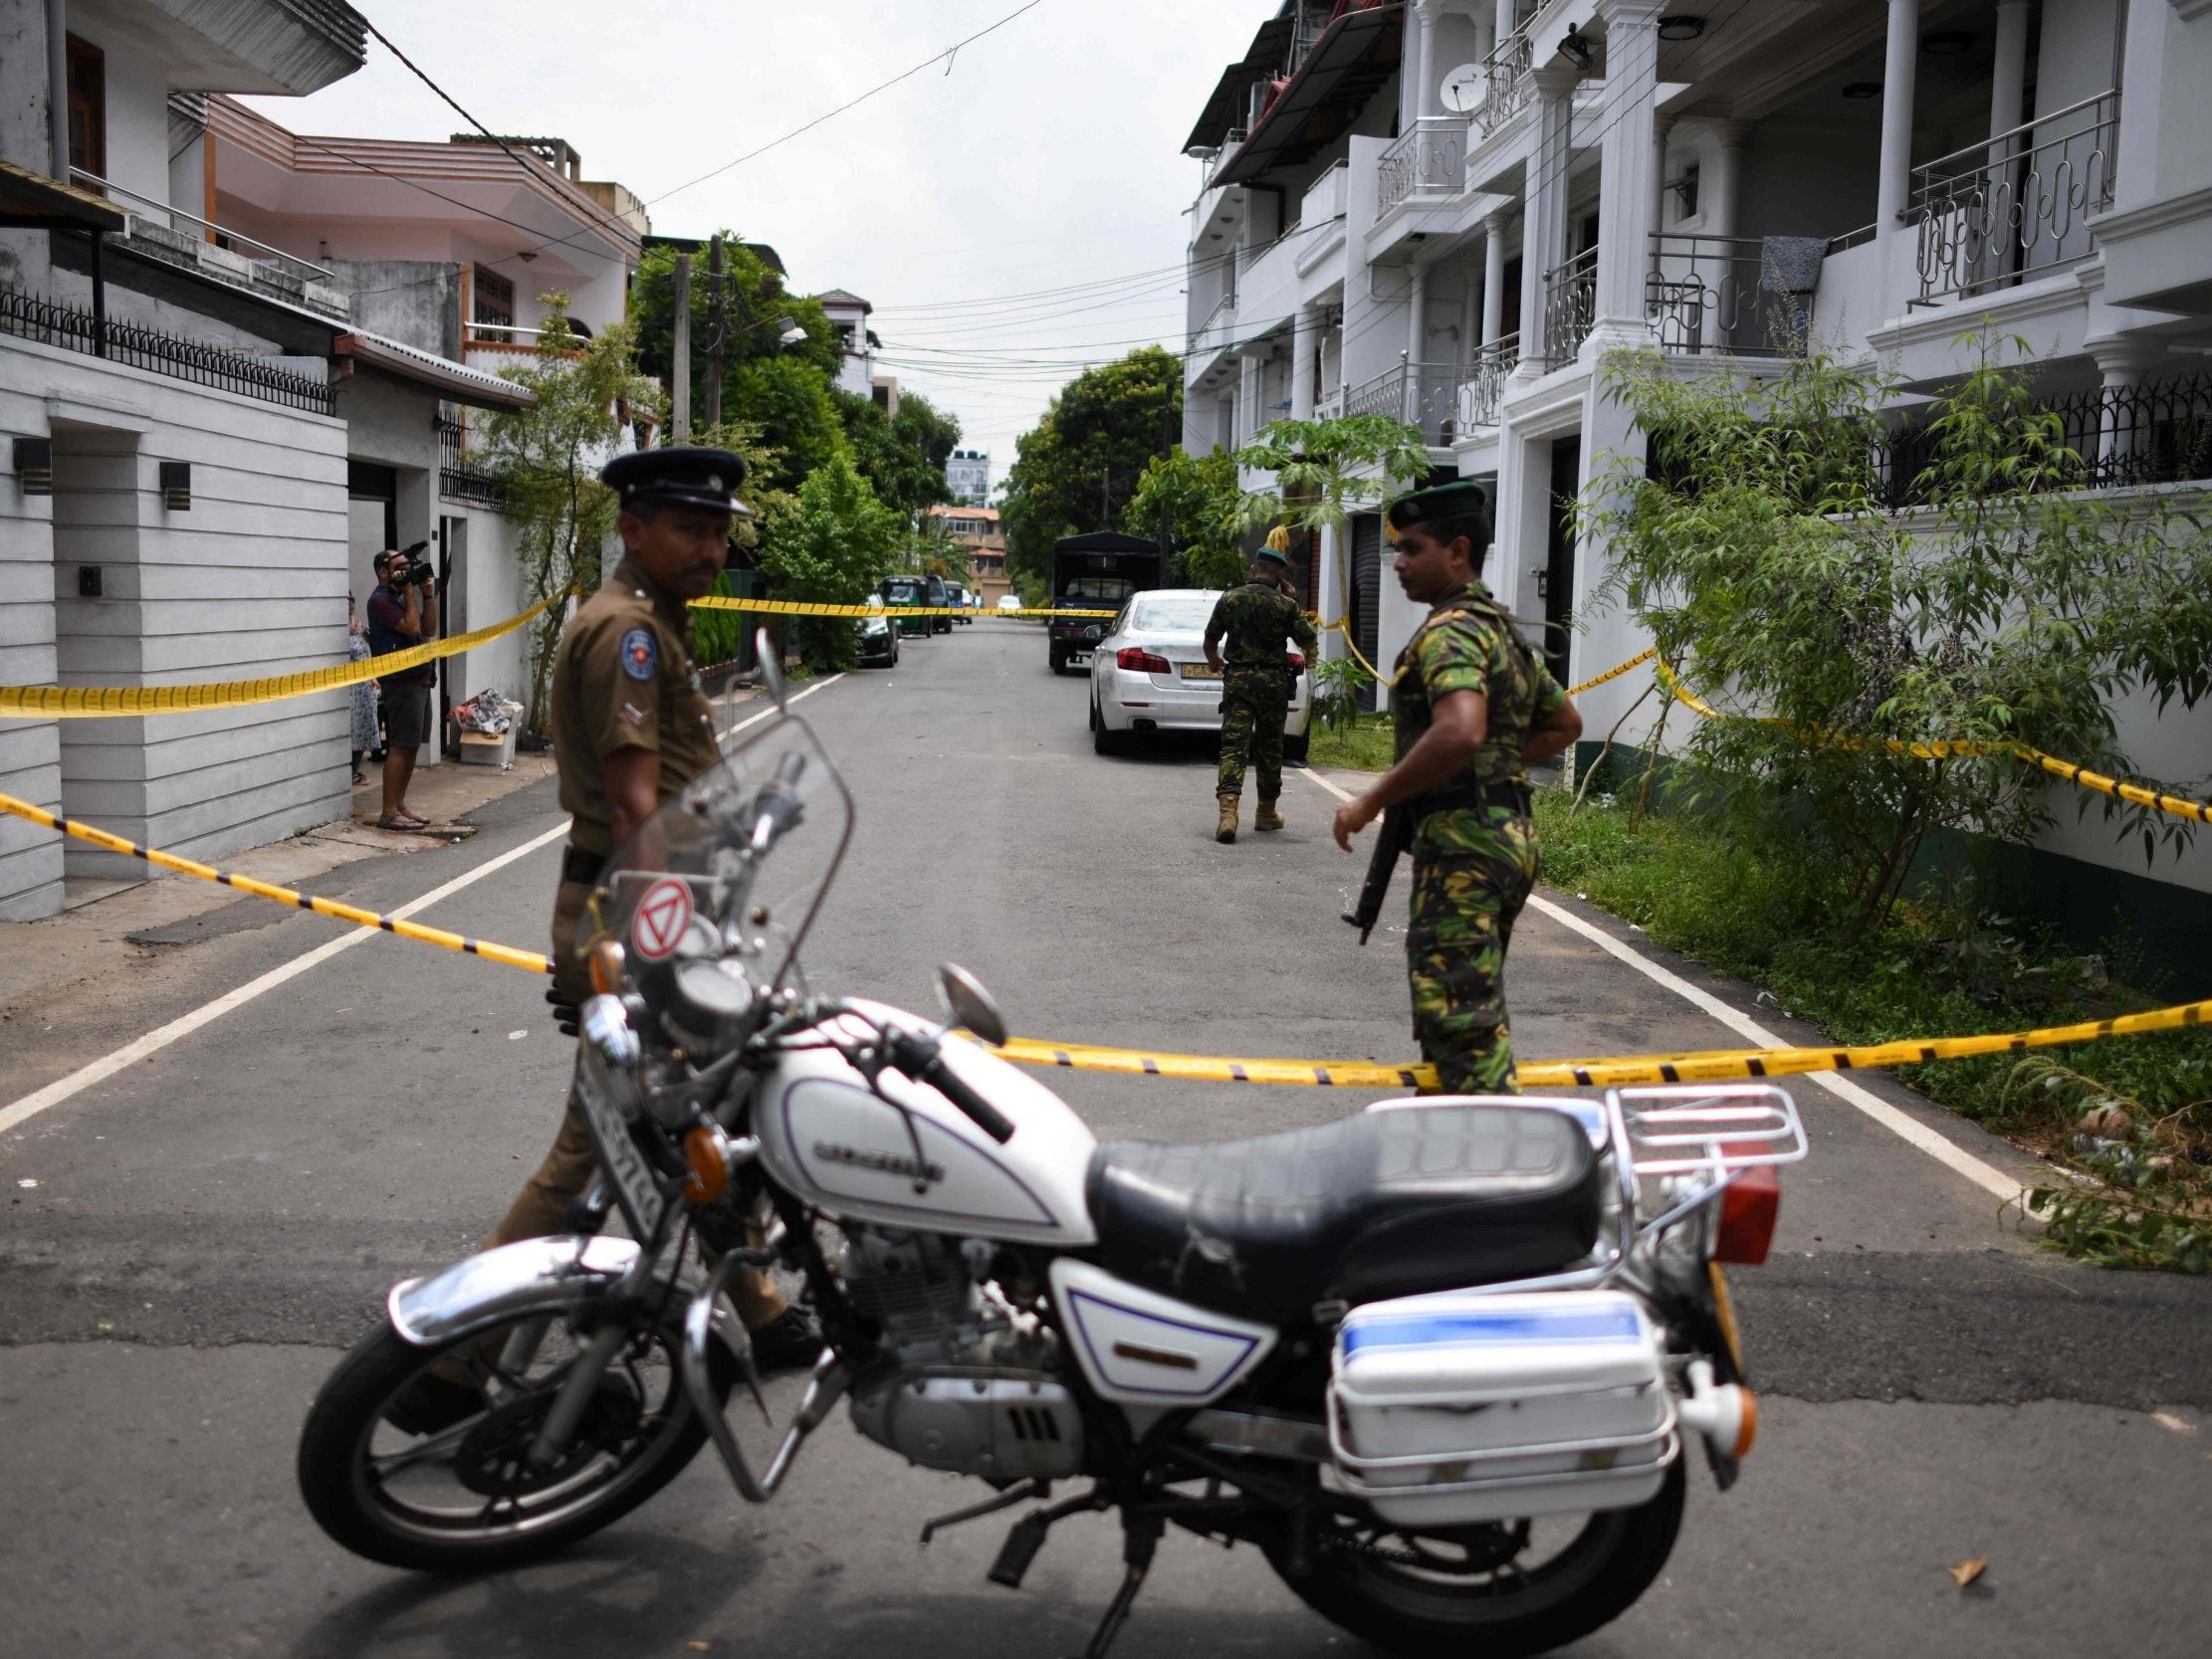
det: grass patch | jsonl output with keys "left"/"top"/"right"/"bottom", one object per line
{"left": 1536, "top": 785, "right": 2212, "bottom": 1268}
{"left": 1307, "top": 714, "right": 1396, "bottom": 772}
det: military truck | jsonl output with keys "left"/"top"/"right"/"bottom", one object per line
{"left": 1045, "top": 532, "right": 1163, "bottom": 675}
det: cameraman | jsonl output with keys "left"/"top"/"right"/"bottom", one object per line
{"left": 365, "top": 545, "right": 440, "bottom": 831}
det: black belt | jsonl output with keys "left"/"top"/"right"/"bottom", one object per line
{"left": 1412, "top": 778, "right": 1531, "bottom": 824}
{"left": 561, "top": 844, "right": 607, "bottom": 886}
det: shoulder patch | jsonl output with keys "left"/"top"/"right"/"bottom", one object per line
{"left": 619, "top": 627, "right": 659, "bottom": 682}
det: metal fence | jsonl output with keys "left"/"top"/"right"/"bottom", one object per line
{"left": 1646, "top": 234, "right": 1812, "bottom": 357}
{"left": 1542, "top": 246, "right": 1598, "bottom": 367}
{"left": 1455, "top": 333, "right": 1519, "bottom": 430}
{"left": 1378, "top": 117, "right": 1466, "bottom": 216}
{"left": 1876, "top": 371, "right": 2212, "bottom": 505}
{"left": 0, "top": 288, "right": 334, "bottom": 415}
{"left": 1473, "top": 29, "right": 1535, "bottom": 136}
{"left": 436, "top": 419, "right": 507, "bottom": 510}
{"left": 1340, "top": 360, "right": 1462, "bottom": 444}
{"left": 1908, "top": 90, "right": 2118, "bottom": 303}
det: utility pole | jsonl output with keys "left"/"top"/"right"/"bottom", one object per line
{"left": 1101, "top": 465, "right": 1110, "bottom": 526}
{"left": 1156, "top": 381, "right": 1175, "bottom": 565}
{"left": 670, "top": 252, "right": 692, "bottom": 442}
{"left": 702, "top": 234, "right": 727, "bottom": 440}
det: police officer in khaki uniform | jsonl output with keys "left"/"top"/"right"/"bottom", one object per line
{"left": 487, "top": 446, "right": 819, "bottom": 1370}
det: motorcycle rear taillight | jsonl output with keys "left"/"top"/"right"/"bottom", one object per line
{"left": 1711, "top": 1165, "right": 1781, "bottom": 1264}
{"left": 1117, "top": 647, "right": 1172, "bottom": 673}
{"left": 1286, "top": 652, "right": 1305, "bottom": 673}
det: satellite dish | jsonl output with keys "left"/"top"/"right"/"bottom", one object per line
{"left": 1439, "top": 63, "right": 1484, "bottom": 114}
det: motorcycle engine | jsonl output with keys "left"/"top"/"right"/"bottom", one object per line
{"left": 839, "top": 1226, "right": 1083, "bottom": 1481}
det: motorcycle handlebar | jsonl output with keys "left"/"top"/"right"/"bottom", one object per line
{"left": 748, "top": 752, "right": 808, "bottom": 853}
{"left": 878, "top": 1025, "right": 1015, "bottom": 1144}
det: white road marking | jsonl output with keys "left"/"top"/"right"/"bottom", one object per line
{"left": 4, "top": 673, "right": 855, "bottom": 1141}
{"left": 717, "top": 673, "right": 842, "bottom": 742}
{"left": 1295, "top": 765, "right": 2027, "bottom": 1202}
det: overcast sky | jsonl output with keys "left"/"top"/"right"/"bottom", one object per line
{"left": 244, "top": 0, "right": 1264, "bottom": 489}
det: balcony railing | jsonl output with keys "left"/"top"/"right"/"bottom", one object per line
{"left": 1647, "top": 234, "right": 1816, "bottom": 357}
{"left": 0, "top": 288, "right": 334, "bottom": 414}
{"left": 1187, "top": 291, "right": 1236, "bottom": 357}
{"left": 1473, "top": 28, "right": 1535, "bottom": 137}
{"left": 1877, "top": 371, "right": 2212, "bottom": 504}
{"left": 1379, "top": 116, "right": 1467, "bottom": 216}
{"left": 436, "top": 418, "right": 507, "bottom": 509}
{"left": 1341, "top": 360, "right": 1463, "bottom": 444}
{"left": 1908, "top": 90, "right": 2117, "bottom": 303}
{"left": 70, "top": 168, "right": 343, "bottom": 315}
{"left": 1302, "top": 158, "right": 1348, "bottom": 229}
{"left": 1542, "top": 246, "right": 1598, "bottom": 367}
{"left": 1455, "top": 333, "right": 1520, "bottom": 430}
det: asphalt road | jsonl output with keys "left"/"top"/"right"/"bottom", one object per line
{"left": 3, "top": 619, "right": 2208, "bottom": 1659}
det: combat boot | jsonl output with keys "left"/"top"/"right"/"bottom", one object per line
{"left": 1216, "top": 793, "right": 1239, "bottom": 843}
{"left": 1253, "top": 796, "right": 1284, "bottom": 832}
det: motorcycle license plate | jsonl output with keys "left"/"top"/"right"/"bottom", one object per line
{"left": 1180, "top": 663, "right": 1222, "bottom": 681}
{"left": 574, "top": 1048, "right": 667, "bottom": 1238}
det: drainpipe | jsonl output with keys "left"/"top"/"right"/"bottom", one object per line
{"left": 49, "top": 0, "right": 70, "bottom": 181}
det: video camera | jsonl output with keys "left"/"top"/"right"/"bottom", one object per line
{"left": 393, "top": 540, "right": 435, "bottom": 588}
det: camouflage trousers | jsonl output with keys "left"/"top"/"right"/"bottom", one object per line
{"left": 1216, "top": 674, "right": 1288, "bottom": 799}
{"left": 1407, "top": 823, "right": 1538, "bottom": 1095}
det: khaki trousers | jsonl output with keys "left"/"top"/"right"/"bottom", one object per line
{"left": 487, "top": 877, "right": 786, "bottom": 1328}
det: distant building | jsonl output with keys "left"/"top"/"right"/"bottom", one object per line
{"left": 815, "top": 288, "right": 878, "bottom": 401}
{"left": 927, "top": 505, "right": 1007, "bottom": 607}
{"left": 946, "top": 449, "right": 990, "bottom": 507}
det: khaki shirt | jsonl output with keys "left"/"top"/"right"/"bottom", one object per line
{"left": 552, "top": 556, "right": 721, "bottom": 856}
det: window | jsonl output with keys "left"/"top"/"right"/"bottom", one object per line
{"left": 66, "top": 36, "right": 105, "bottom": 179}
{"left": 473, "top": 266, "right": 515, "bottom": 330}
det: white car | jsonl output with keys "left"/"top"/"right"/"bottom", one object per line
{"left": 995, "top": 593, "right": 1023, "bottom": 612}
{"left": 1087, "top": 588, "right": 1312, "bottom": 760}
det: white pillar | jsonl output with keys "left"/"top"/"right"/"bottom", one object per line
{"left": 1590, "top": 1, "right": 1662, "bottom": 349}
{"left": 1482, "top": 211, "right": 1509, "bottom": 345}
{"left": 1651, "top": 115, "right": 1674, "bottom": 236}
{"left": 1875, "top": 0, "right": 1919, "bottom": 245}
{"left": 1413, "top": 1, "right": 1438, "bottom": 123}
{"left": 2090, "top": 338, "right": 2157, "bottom": 481}
{"left": 1518, "top": 63, "right": 1578, "bottom": 376}
{"left": 2112, "top": 0, "right": 2166, "bottom": 209}
{"left": 1407, "top": 263, "right": 1430, "bottom": 427}
{"left": 48, "top": 0, "right": 69, "bottom": 179}
{"left": 1494, "top": 0, "right": 1518, "bottom": 47}
{"left": 1290, "top": 307, "right": 1318, "bottom": 420}
{"left": 1238, "top": 353, "right": 1261, "bottom": 445}
{"left": 1988, "top": 0, "right": 2031, "bottom": 160}
{"left": 1707, "top": 119, "right": 1746, "bottom": 238}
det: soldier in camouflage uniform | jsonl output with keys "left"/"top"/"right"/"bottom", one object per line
{"left": 1329, "top": 481, "right": 1582, "bottom": 1092}
{"left": 1204, "top": 546, "right": 1318, "bottom": 843}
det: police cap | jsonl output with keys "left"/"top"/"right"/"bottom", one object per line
{"left": 601, "top": 446, "right": 751, "bottom": 517}
{"left": 1385, "top": 479, "right": 1488, "bottom": 539}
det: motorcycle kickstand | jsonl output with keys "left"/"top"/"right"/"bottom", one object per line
{"left": 918, "top": 1478, "right": 1049, "bottom": 1547}
{"left": 1070, "top": 1513, "right": 1164, "bottom": 1659}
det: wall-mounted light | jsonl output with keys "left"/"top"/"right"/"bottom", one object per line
{"left": 1658, "top": 15, "right": 1705, "bottom": 42}
{"left": 1920, "top": 30, "right": 1974, "bottom": 56}
{"left": 1559, "top": 24, "right": 1594, "bottom": 71}
{"left": 1841, "top": 81, "right": 1882, "bottom": 100}
{"left": 13, "top": 438, "right": 53, "bottom": 495}
{"left": 776, "top": 316, "right": 807, "bottom": 346}
{"left": 159, "top": 461, "right": 191, "bottom": 511}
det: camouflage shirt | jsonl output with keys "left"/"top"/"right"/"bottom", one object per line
{"left": 1204, "top": 579, "right": 1318, "bottom": 678}
{"left": 1393, "top": 581, "right": 1565, "bottom": 854}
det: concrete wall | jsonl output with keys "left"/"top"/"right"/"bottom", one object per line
{"left": 332, "top": 260, "right": 461, "bottom": 357}
{"left": 0, "top": 332, "right": 350, "bottom": 906}
{"left": 0, "top": 0, "right": 56, "bottom": 294}
{"left": 65, "top": 14, "right": 172, "bottom": 209}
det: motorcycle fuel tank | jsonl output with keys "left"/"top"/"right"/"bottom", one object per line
{"left": 754, "top": 1000, "right": 1098, "bottom": 1246}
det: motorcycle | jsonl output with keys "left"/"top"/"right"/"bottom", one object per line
{"left": 298, "top": 645, "right": 1807, "bottom": 1658}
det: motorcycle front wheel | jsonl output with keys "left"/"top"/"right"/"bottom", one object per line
{"left": 298, "top": 1301, "right": 731, "bottom": 1572}
{"left": 1265, "top": 1460, "right": 1685, "bottom": 1658}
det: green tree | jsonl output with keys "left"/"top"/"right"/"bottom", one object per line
{"left": 628, "top": 237, "right": 844, "bottom": 490}
{"left": 1123, "top": 446, "right": 1245, "bottom": 588}
{"left": 753, "top": 452, "right": 902, "bottom": 673}
{"left": 1000, "top": 346, "right": 1182, "bottom": 590}
{"left": 1230, "top": 413, "right": 1433, "bottom": 611}
{"left": 475, "top": 295, "right": 662, "bottom": 732}
{"left": 1581, "top": 336, "right": 2211, "bottom": 935}
{"left": 837, "top": 388, "right": 963, "bottom": 519}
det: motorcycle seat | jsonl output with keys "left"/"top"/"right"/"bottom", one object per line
{"left": 1083, "top": 1105, "right": 1602, "bottom": 1325}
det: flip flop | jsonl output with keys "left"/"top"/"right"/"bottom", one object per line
{"left": 379, "top": 811, "right": 430, "bottom": 831}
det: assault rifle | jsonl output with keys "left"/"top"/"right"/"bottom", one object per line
{"left": 1342, "top": 803, "right": 1414, "bottom": 945}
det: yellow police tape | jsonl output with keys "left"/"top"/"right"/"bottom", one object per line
{"left": 0, "top": 788, "right": 553, "bottom": 973}
{"left": 0, "top": 590, "right": 570, "bottom": 720}
{"left": 1654, "top": 662, "right": 2212, "bottom": 826}
{"left": 7, "top": 780, "right": 2198, "bottom": 1093}
{"left": 1323, "top": 626, "right": 1656, "bottom": 701}
{"left": 690, "top": 595, "right": 1115, "bottom": 620}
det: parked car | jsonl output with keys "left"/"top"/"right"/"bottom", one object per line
{"left": 1088, "top": 588, "right": 1312, "bottom": 760}
{"left": 856, "top": 605, "right": 900, "bottom": 669}
{"left": 944, "top": 581, "right": 973, "bottom": 624}
{"left": 995, "top": 593, "right": 1023, "bottom": 613}
{"left": 880, "top": 575, "right": 933, "bottom": 637}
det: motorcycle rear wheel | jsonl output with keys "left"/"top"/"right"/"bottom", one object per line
{"left": 1265, "top": 1460, "right": 1685, "bottom": 1658}
{"left": 298, "top": 1303, "right": 731, "bottom": 1572}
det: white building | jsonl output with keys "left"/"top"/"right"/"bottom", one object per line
{"left": 946, "top": 448, "right": 992, "bottom": 507}
{"left": 1, "top": 0, "right": 368, "bottom": 920}
{"left": 1184, "top": 0, "right": 2212, "bottom": 963}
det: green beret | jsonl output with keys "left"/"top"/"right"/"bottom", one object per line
{"left": 1385, "top": 479, "right": 1488, "bottom": 535}
{"left": 601, "top": 445, "right": 751, "bottom": 517}
{"left": 1253, "top": 544, "right": 1289, "bottom": 567}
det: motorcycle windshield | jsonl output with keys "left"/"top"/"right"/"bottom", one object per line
{"left": 581, "top": 711, "right": 852, "bottom": 1002}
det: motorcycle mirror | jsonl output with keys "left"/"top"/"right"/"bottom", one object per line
{"left": 755, "top": 628, "right": 786, "bottom": 712}
{"left": 936, "top": 963, "right": 1007, "bottom": 1048}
